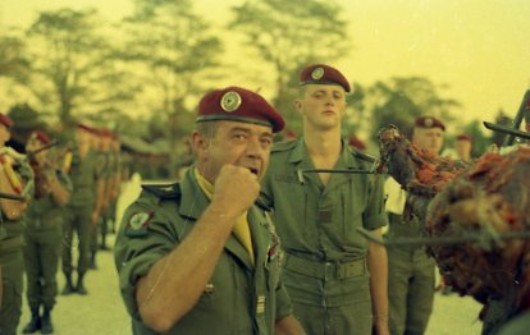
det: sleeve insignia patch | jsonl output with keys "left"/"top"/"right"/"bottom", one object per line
{"left": 125, "top": 211, "right": 153, "bottom": 237}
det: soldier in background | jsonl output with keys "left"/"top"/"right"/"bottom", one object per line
{"left": 88, "top": 129, "right": 109, "bottom": 268}
{"left": 0, "top": 113, "right": 33, "bottom": 335}
{"left": 455, "top": 133, "right": 473, "bottom": 162}
{"left": 385, "top": 116, "right": 446, "bottom": 335}
{"left": 22, "top": 130, "right": 72, "bottom": 334}
{"left": 61, "top": 123, "right": 100, "bottom": 295}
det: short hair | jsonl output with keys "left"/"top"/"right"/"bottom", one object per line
{"left": 195, "top": 122, "right": 219, "bottom": 139}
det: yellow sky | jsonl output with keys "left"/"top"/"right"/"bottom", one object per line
{"left": 1, "top": 0, "right": 529, "bottom": 125}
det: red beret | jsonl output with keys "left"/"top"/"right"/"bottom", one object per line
{"left": 197, "top": 86, "right": 284, "bottom": 133}
{"left": 414, "top": 116, "right": 446, "bottom": 131}
{"left": 76, "top": 123, "right": 93, "bottom": 133}
{"left": 456, "top": 133, "right": 472, "bottom": 141}
{"left": 0, "top": 113, "right": 14, "bottom": 128}
{"left": 348, "top": 136, "right": 367, "bottom": 150}
{"left": 299, "top": 64, "right": 351, "bottom": 93}
{"left": 31, "top": 130, "right": 51, "bottom": 145}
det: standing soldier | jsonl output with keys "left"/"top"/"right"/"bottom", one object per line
{"left": 22, "top": 130, "right": 72, "bottom": 334}
{"left": 61, "top": 123, "right": 100, "bottom": 295}
{"left": 261, "top": 65, "right": 389, "bottom": 335}
{"left": 0, "top": 113, "right": 33, "bottom": 335}
{"left": 384, "top": 116, "right": 446, "bottom": 335}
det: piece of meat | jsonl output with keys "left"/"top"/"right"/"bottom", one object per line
{"left": 377, "top": 125, "right": 530, "bottom": 317}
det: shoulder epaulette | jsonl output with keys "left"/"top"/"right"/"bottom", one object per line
{"left": 351, "top": 150, "right": 378, "bottom": 164}
{"left": 271, "top": 140, "right": 297, "bottom": 153}
{"left": 141, "top": 182, "right": 181, "bottom": 200}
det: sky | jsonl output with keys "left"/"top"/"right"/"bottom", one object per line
{"left": 1, "top": 0, "right": 529, "bottom": 128}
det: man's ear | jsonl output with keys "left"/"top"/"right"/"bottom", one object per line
{"left": 191, "top": 131, "right": 209, "bottom": 153}
{"left": 293, "top": 99, "right": 303, "bottom": 115}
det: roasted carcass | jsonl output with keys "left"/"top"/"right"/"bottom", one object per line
{"left": 378, "top": 125, "right": 530, "bottom": 317}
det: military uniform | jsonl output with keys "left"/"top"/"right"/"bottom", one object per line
{"left": 114, "top": 168, "right": 292, "bottom": 334}
{"left": 62, "top": 146, "right": 100, "bottom": 291}
{"left": 24, "top": 169, "right": 72, "bottom": 314}
{"left": 261, "top": 138, "right": 388, "bottom": 335}
{"left": 0, "top": 157, "right": 33, "bottom": 335}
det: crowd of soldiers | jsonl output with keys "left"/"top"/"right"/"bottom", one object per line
{"left": 1, "top": 63, "right": 528, "bottom": 335}
{"left": 0, "top": 117, "right": 122, "bottom": 335}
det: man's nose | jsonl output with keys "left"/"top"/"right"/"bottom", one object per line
{"left": 245, "top": 137, "right": 262, "bottom": 158}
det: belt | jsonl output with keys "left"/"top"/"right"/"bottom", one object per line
{"left": 283, "top": 253, "right": 366, "bottom": 280}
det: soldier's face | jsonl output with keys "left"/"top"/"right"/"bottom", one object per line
{"left": 455, "top": 139, "right": 472, "bottom": 159}
{"left": 0, "top": 124, "right": 10, "bottom": 147}
{"left": 412, "top": 127, "right": 444, "bottom": 156}
{"left": 195, "top": 121, "right": 273, "bottom": 184}
{"left": 295, "top": 84, "right": 346, "bottom": 130}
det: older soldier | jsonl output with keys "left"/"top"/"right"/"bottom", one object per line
{"left": 22, "top": 130, "right": 72, "bottom": 334}
{"left": 114, "top": 86, "right": 304, "bottom": 334}
{"left": 384, "top": 116, "right": 445, "bottom": 335}
{"left": 261, "top": 64, "right": 389, "bottom": 335}
{"left": 0, "top": 113, "right": 33, "bottom": 335}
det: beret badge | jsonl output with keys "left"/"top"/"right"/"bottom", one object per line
{"left": 311, "top": 67, "right": 324, "bottom": 80}
{"left": 424, "top": 118, "right": 433, "bottom": 127}
{"left": 220, "top": 91, "right": 242, "bottom": 112}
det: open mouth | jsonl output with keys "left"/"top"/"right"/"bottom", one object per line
{"left": 248, "top": 167, "right": 259, "bottom": 175}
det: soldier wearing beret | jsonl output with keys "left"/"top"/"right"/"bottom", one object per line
{"left": 261, "top": 64, "right": 389, "bottom": 335}
{"left": 0, "top": 113, "right": 34, "bottom": 335}
{"left": 384, "top": 116, "right": 445, "bottom": 335}
{"left": 61, "top": 123, "right": 101, "bottom": 295}
{"left": 22, "top": 130, "right": 72, "bottom": 334}
{"left": 114, "top": 86, "right": 304, "bottom": 334}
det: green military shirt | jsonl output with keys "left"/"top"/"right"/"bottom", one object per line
{"left": 114, "top": 168, "right": 292, "bottom": 335}
{"left": 68, "top": 147, "right": 101, "bottom": 207}
{"left": 26, "top": 169, "right": 72, "bottom": 230}
{"left": 261, "top": 138, "right": 387, "bottom": 261}
{"left": 260, "top": 138, "right": 387, "bottom": 310}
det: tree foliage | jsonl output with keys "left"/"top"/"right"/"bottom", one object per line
{"left": 230, "top": 0, "right": 350, "bottom": 132}
{"left": 25, "top": 8, "right": 131, "bottom": 123}
{"left": 364, "top": 77, "right": 461, "bottom": 141}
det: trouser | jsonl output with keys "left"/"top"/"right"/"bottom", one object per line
{"left": 387, "top": 246, "right": 435, "bottom": 335}
{"left": 282, "top": 254, "right": 373, "bottom": 335}
{"left": 0, "top": 249, "right": 24, "bottom": 335}
{"left": 23, "top": 227, "right": 62, "bottom": 309}
{"left": 62, "top": 204, "right": 92, "bottom": 275}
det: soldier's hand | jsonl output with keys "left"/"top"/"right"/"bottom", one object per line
{"left": 212, "top": 164, "right": 260, "bottom": 219}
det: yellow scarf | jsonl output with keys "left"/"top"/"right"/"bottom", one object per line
{"left": 194, "top": 168, "right": 255, "bottom": 265}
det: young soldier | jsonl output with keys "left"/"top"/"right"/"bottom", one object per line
{"left": 261, "top": 64, "right": 389, "bottom": 335}
{"left": 114, "top": 87, "right": 304, "bottom": 334}
{"left": 22, "top": 130, "right": 72, "bottom": 334}
{"left": 384, "top": 116, "right": 445, "bottom": 335}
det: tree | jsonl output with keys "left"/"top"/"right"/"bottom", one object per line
{"left": 364, "top": 77, "right": 461, "bottom": 141}
{"left": 118, "top": 0, "right": 223, "bottom": 168}
{"left": 230, "top": 0, "right": 350, "bottom": 132}
{"left": 25, "top": 8, "right": 133, "bottom": 123}
{"left": 0, "top": 34, "right": 30, "bottom": 83}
